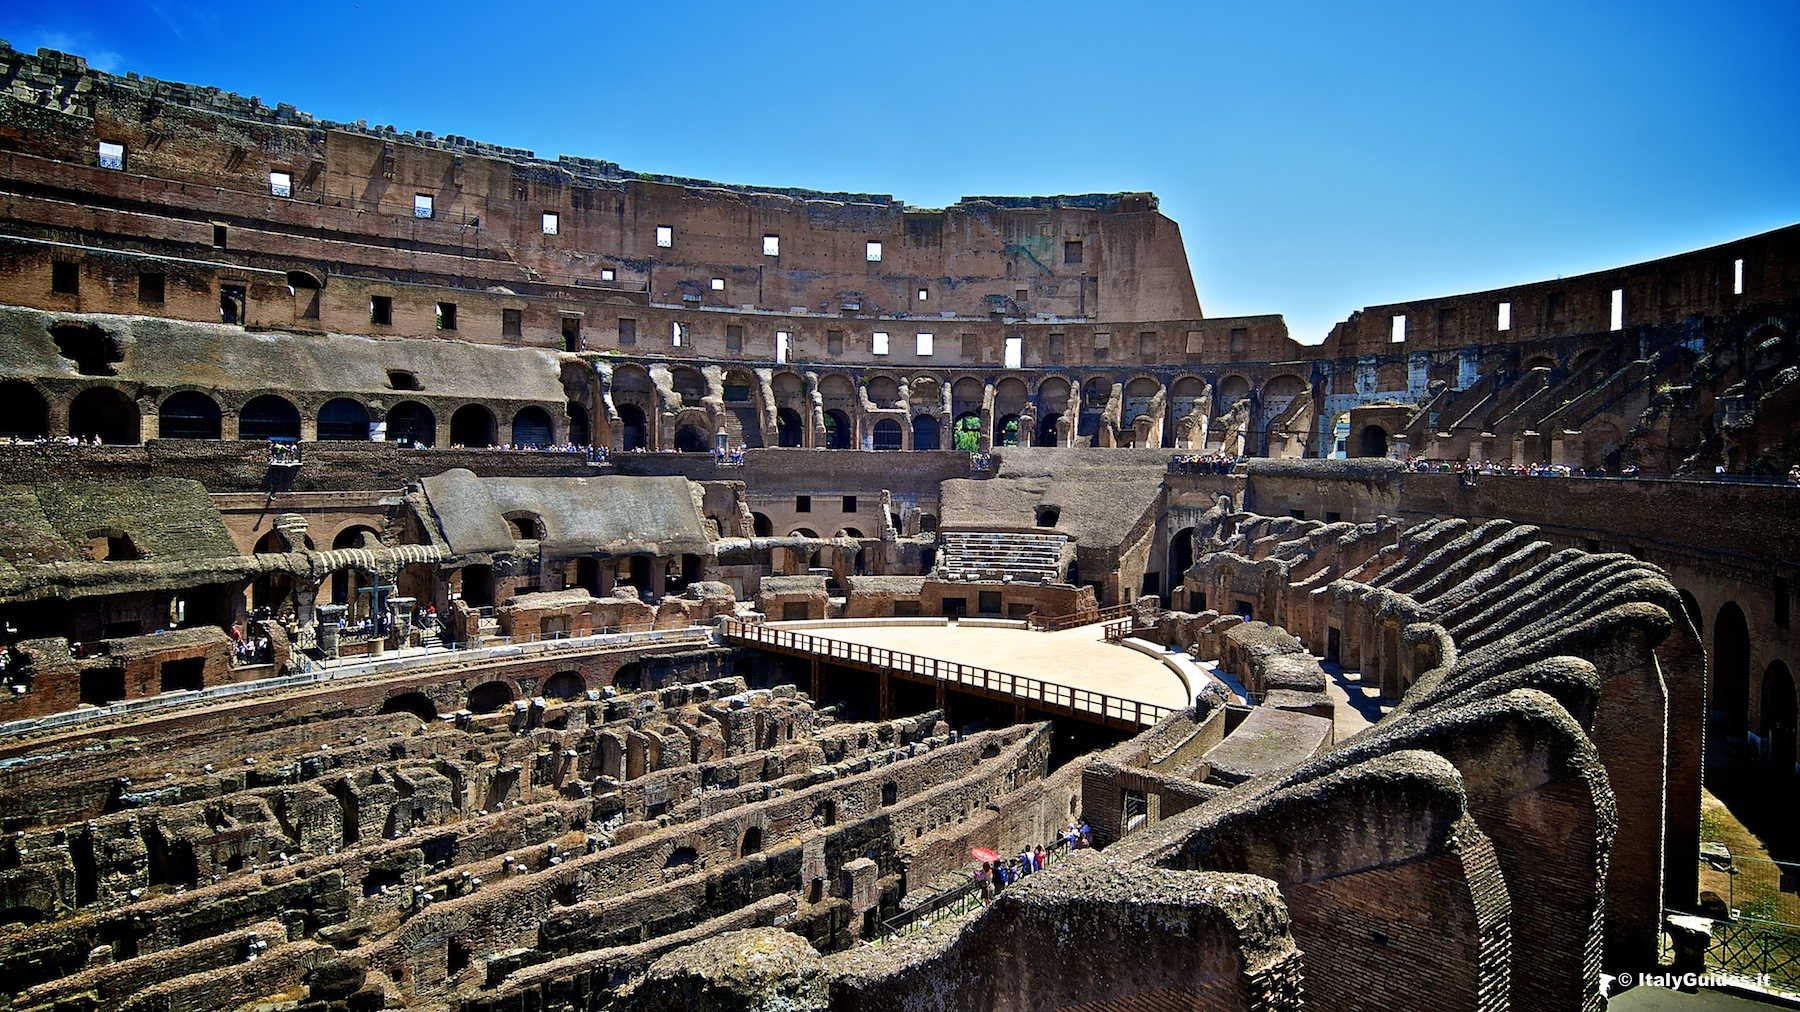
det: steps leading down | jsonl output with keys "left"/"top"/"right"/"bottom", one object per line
{"left": 936, "top": 531, "right": 1068, "bottom": 584}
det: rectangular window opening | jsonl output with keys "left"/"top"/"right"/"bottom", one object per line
{"left": 269, "top": 171, "right": 292, "bottom": 197}
{"left": 1390, "top": 314, "right": 1407, "bottom": 343}
{"left": 414, "top": 193, "right": 434, "bottom": 218}
{"left": 138, "top": 271, "right": 164, "bottom": 304}
{"left": 370, "top": 295, "right": 393, "bottom": 325}
{"left": 711, "top": 277, "right": 725, "bottom": 291}
{"left": 1609, "top": 288, "right": 1624, "bottom": 331}
{"left": 796, "top": 495, "right": 811, "bottom": 513}
{"left": 1497, "top": 301, "right": 1512, "bottom": 331}
{"left": 671, "top": 321, "right": 684, "bottom": 347}
{"left": 97, "top": 141, "right": 125, "bottom": 170}
{"left": 561, "top": 316, "right": 583, "bottom": 351}
{"left": 656, "top": 225, "right": 673, "bottom": 248}
{"left": 618, "top": 318, "right": 637, "bottom": 345}
{"left": 916, "top": 332, "right": 933, "bottom": 357}
{"left": 917, "top": 287, "right": 929, "bottom": 301}
{"left": 1094, "top": 332, "right": 1111, "bottom": 361}
{"left": 1733, "top": 258, "right": 1745, "bottom": 296}
{"left": 842, "top": 495, "right": 857, "bottom": 512}
{"left": 503, "top": 308, "right": 523, "bottom": 337}
{"left": 726, "top": 324, "right": 744, "bottom": 353}
{"left": 775, "top": 330, "right": 790, "bottom": 364}
{"left": 762, "top": 234, "right": 780, "bottom": 257}
{"left": 872, "top": 331, "right": 890, "bottom": 356}
{"left": 600, "top": 268, "right": 616, "bottom": 282}
{"left": 542, "top": 212, "right": 559, "bottom": 235}
{"left": 1064, "top": 239, "right": 1083, "bottom": 265}
{"left": 1004, "top": 335, "right": 1023, "bottom": 369}
{"left": 865, "top": 240, "right": 882, "bottom": 262}
{"left": 1048, "top": 332, "right": 1065, "bottom": 362}
{"left": 436, "top": 302, "right": 458, "bottom": 331}
{"left": 212, "top": 223, "right": 228, "bottom": 249}
{"left": 826, "top": 330, "right": 843, "bottom": 356}
{"left": 51, "top": 260, "right": 79, "bottom": 295}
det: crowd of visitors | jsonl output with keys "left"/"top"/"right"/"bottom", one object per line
{"left": 968, "top": 451, "right": 993, "bottom": 472}
{"left": 226, "top": 623, "right": 274, "bottom": 665}
{"left": 0, "top": 434, "right": 110, "bottom": 446}
{"left": 1404, "top": 456, "right": 1641, "bottom": 478}
{"left": 1168, "top": 454, "right": 1244, "bottom": 474}
{"left": 977, "top": 821, "right": 1092, "bottom": 899}
{"left": 711, "top": 445, "right": 747, "bottom": 465}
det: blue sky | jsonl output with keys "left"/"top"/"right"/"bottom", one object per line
{"left": 6, "top": 0, "right": 1798, "bottom": 342}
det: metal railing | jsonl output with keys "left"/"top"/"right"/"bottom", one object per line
{"left": 1026, "top": 603, "right": 1134, "bottom": 632}
{"left": 722, "top": 618, "right": 1171, "bottom": 727}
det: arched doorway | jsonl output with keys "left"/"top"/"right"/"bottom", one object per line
{"left": 467, "top": 680, "right": 513, "bottom": 714}
{"left": 575, "top": 556, "right": 602, "bottom": 594}
{"left": 1358, "top": 425, "right": 1388, "bottom": 458}
{"left": 567, "top": 402, "right": 590, "bottom": 446}
{"left": 386, "top": 401, "right": 436, "bottom": 447}
{"left": 317, "top": 398, "right": 371, "bottom": 441}
{"left": 776, "top": 407, "right": 803, "bottom": 447}
{"left": 674, "top": 424, "right": 711, "bottom": 453}
{"left": 450, "top": 405, "right": 496, "bottom": 448}
{"left": 0, "top": 380, "right": 48, "bottom": 438}
{"left": 1168, "top": 528, "right": 1195, "bottom": 592}
{"left": 512, "top": 406, "right": 553, "bottom": 448}
{"left": 751, "top": 512, "right": 773, "bottom": 537}
{"left": 1037, "top": 412, "right": 1062, "bottom": 446}
{"left": 544, "top": 671, "right": 585, "bottom": 701}
{"left": 1762, "top": 661, "right": 1796, "bottom": 772}
{"left": 912, "top": 414, "right": 940, "bottom": 450}
{"left": 618, "top": 404, "right": 648, "bottom": 451}
{"left": 740, "top": 825, "right": 763, "bottom": 857}
{"left": 872, "top": 419, "right": 902, "bottom": 450}
{"left": 380, "top": 692, "right": 438, "bottom": 721}
{"left": 1715, "top": 602, "right": 1751, "bottom": 736}
{"left": 69, "top": 387, "right": 139, "bottom": 444}
{"left": 952, "top": 412, "right": 982, "bottom": 451}
{"left": 239, "top": 395, "right": 301, "bottom": 441}
{"left": 158, "top": 391, "right": 222, "bottom": 439}
{"left": 823, "top": 409, "right": 852, "bottom": 449}
{"left": 996, "top": 414, "right": 1021, "bottom": 446}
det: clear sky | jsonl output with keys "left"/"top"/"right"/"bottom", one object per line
{"left": 7, "top": 0, "right": 1798, "bottom": 342}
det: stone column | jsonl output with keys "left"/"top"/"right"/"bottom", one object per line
{"left": 389, "top": 596, "right": 416, "bottom": 650}
{"left": 316, "top": 603, "right": 345, "bottom": 660}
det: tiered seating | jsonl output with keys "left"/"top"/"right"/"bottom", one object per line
{"left": 936, "top": 530, "right": 1068, "bottom": 583}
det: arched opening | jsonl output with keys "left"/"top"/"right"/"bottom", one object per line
{"left": 69, "top": 387, "right": 139, "bottom": 444}
{"left": 775, "top": 407, "right": 803, "bottom": 447}
{"left": 239, "top": 395, "right": 301, "bottom": 441}
{"left": 460, "top": 564, "right": 495, "bottom": 607}
{"left": 467, "top": 680, "right": 514, "bottom": 714}
{"left": 1357, "top": 425, "right": 1388, "bottom": 458}
{"left": 1762, "top": 661, "right": 1796, "bottom": 772}
{"left": 918, "top": 513, "right": 938, "bottom": 533}
{"left": 674, "top": 424, "right": 711, "bottom": 453}
{"left": 575, "top": 556, "right": 602, "bottom": 594}
{"left": 740, "top": 825, "right": 763, "bottom": 857}
{"left": 1715, "top": 602, "right": 1751, "bottom": 736}
{"left": 158, "top": 391, "right": 222, "bottom": 439}
{"left": 618, "top": 403, "right": 648, "bottom": 451}
{"left": 823, "top": 409, "right": 852, "bottom": 449}
{"left": 912, "top": 414, "right": 940, "bottom": 450}
{"left": 511, "top": 406, "right": 554, "bottom": 448}
{"left": 1169, "top": 527, "right": 1195, "bottom": 587}
{"left": 665, "top": 845, "right": 698, "bottom": 869}
{"left": 872, "top": 419, "right": 902, "bottom": 450}
{"left": 317, "top": 398, "right": 371, "bottom": 441}
{"left": 789, "top": 527, "right": 820, "bottom": 539}
{"left": 996, "top": 414, "right": 1021, "bottom": 446}
{"left": 837, "top": 527, "right": 865, "bottom": 539}
{"left": 1035, "top": 506, "right": 1060, "bottom": 528}
{"left": 567, "top": 402, "right": 590, "bottom": 446}
{"left": 614, "top": 661, "right": 643, "bottom": 692}
{"left": 544, "top": 671, "right": 585, "bottom": 701}
{"left": 0, "top": 380, "right": 48, "bottom": 438}
{"left": 503, "top": 512, "right": 543, "bottom": 540}
{"left": 1037, "top": 412, "right": 1062, "bottom": 446}
{"left": 386, "top": 401, "right": 436, "bottom": 447}
{"left": 952, "top": 412, "right": 982, "bottom": 451}
{"left": 881, "top": 781, "right": 899, "bottom": 806}
{"left": 81, "top": 527, "right": 143, "bottom": 561}
{"left": 380, "top": 692, "right": 438, "bottom": 721}
{"left": 1524, "top": 354, "right": 1557, "bottom": 371}
{"left": 751, "top": 512, "right": 774, "bottom": 537}
{"left": 450, "top": 404, "right": 496, "bottom": 448}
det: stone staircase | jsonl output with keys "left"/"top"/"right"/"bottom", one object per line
{"left": 936, "top": 531, "right": 1068, "bottom": 584}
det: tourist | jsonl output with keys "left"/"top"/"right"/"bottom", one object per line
{"left": 978, "top": 861, "right": 993, "bottom": 900}
{"left": 1032, "top": 845, "right": 1045, "bottom": 871}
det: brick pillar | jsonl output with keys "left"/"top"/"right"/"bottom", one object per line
{"left": 1657, "top": 620, "right": 1707, "bottom": 913}
{"left": 1586, "top": 622, "right": 1669, "bottom": 972}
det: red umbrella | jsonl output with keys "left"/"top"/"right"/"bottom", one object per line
{"left": 969, "top": 847, "right": 1000, "bottom": 863}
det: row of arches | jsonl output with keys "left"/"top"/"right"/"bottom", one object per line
{"left": 0, "top": 381, "right": 576, "bottom": 448}
{"left": 1706, "top": 597, "right": 1797, "bottom": 772}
